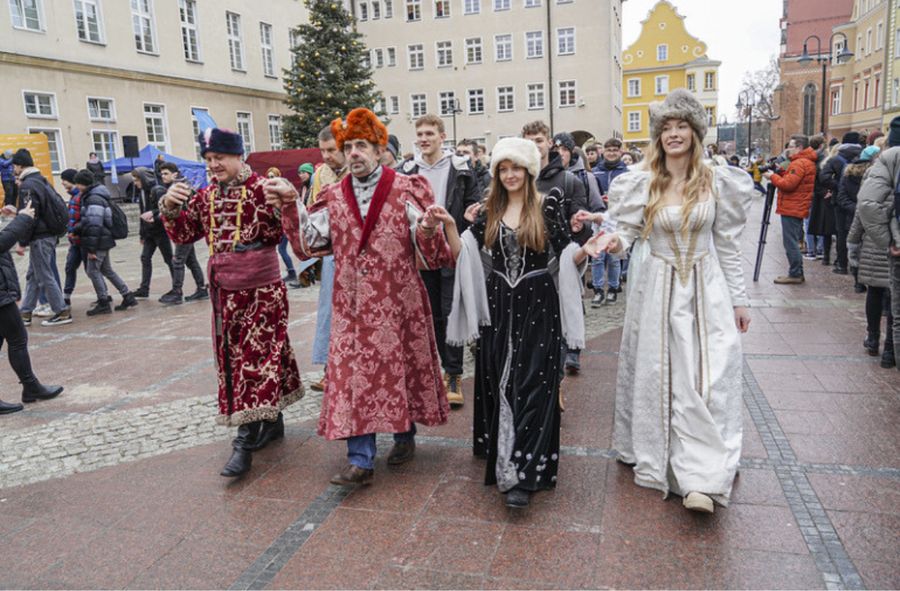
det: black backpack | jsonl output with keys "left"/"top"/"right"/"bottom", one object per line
{"left": 34, "top": 177, "right": 69, "bottom": 237}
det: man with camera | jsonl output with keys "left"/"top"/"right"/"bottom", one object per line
{"left": 763, "top": 135, "right": 818, "bottom": 284}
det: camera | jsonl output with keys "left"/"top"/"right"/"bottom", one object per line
{"left": 758, "top": 155, "right": 788, "bottom": 174}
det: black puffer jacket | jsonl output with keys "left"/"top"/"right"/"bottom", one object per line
{"left": 537, "top": 153, "right": 590, "bottom": 245}
{"left": 16, "top": 169, "right": 61, "bottom": 243}
{"left": 133, "top": 166, "right": 166, "bottom": 239}
{"left": 75, "top": 183, "right": 116, "bottom": 253}
{"left": 834, "top": 159, "right": 873, "bottom": 216}
{"left": 0, "top": 214, "right": 35, "bottom": 307}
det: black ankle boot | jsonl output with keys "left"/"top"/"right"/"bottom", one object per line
{"left": 881, "top": 343, "right": 896, "bottom": 368}
{"left": 864, "top": 332, "right": 880, "bottom": 356}
{"left": 248, "top": 413, "right": 284, "bottom": 451}
{"left": 21, "top": 380, "right": 64, "bottom": 403}
{"left": 220, "top": 422, "right": 260, "bottom": 477}
{"left": 0, "top": 399, "right": 24, "bottom": 414}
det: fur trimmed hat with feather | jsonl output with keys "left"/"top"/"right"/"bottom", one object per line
{"left": 331, "top": 108, "right": 389, "bottom": 151}
{"left": 649, "top": 88, "right": 708, "bottom": 143}
{"left": 490, "top": 137, "right": 541, "bottom": 179}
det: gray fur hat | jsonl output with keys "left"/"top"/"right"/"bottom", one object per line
{"left": 649, "top": 88, "right": 708, "bottom": 142}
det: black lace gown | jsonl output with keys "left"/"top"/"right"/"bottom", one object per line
{"left": 470, "top": 195, "right": 573, "bottom": 493}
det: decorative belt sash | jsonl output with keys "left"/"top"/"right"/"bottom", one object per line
{"left": 208, "top": 246, "right": 281, "bottom": 337}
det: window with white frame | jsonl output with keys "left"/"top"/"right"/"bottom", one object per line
{"left": 236, "top": 112, "right": 253, "bottom": 154}
{"left": 468, "top": 88, "right": 485, "bottom": 114}
{"left": 856, "top": 34, "right": 863, "bottom": 59}
{"left": 372, "top": 1, "right": 381, "bottom": 18}
{"left": 466, "top": 37, "right": 483, "bottom": 64}
{"left": 406, "top": 0, "right": 421, "bottom": 21}
{"left": 434, "top": 0, "right": 449, "bottom": 17}
{"left": 191, "top": 107, "right": 206, "bottom": 160}
{"left": 627, "top": 111, "right": 640, "bottom": 132}
{"left": 527, "top": 83, "right": 545, "bottom": 109}
{"left": 131, "top": 0, "right": 156, "bottom": 53}
{"left": 23, "top": 91, "right": 56, "bottom": 118}
{"left": 494, "top": 0, "right": 510, "bottom": 9}
{"left": 877, "top": 21, "right": 884, "bottom": 49}
{"left": 358, "top": 1, "right": 368, "bottom": 20}
{"left": 260, "top": 22, "right": 275, "bottom": 77}
{"left": 411, "top": 94, "right": 427, "bottom": 117}
{"left": 497, "top": 86, "right": 514, "bottom": 112}
{"left": 866, "top": 28, "right": 872, "bottom": 55}
{"left": 832, "top": 87, "right": 843, "bottom": 115}
{"left": 374, "top": 97, "right": 386, "bottom": 114}
{"left": 143, "top": 103, "right": 168, "bottom": 151}
{"left": 28, "top": 129, "right": 63, "bottom": 172}
{"left": 178, "top": 0, "right": 201, "bottom": 61}
{"left": 525, "top": 0, "right": 540, "bottom": 6}
{"left": 558, "top": 80, "right": 576, "bottom": 107}
{"left": 686, "top": 73, "right": 696, "bottom": 91}
{"left": 289, "top": 28, "right": 301, "bottom": 66}
{"left": 384, "top": 0, "right": 393, "bottom": 17}
{"left": 557, "top": 27, "right": 575, "bottom": 55}
{"left": 9, "top": 0, "right": 43, "bottom": 31}
{"left": 408, "top": 44, "right": 424, "bottom": 69}
{"left": 87, "top": 97, "right": 115, "bottom": 121}
{"left": 226, "top": 12, "right": 244, "bottom": 70}
{"left": 703, "top": 72, "right": 714, "bottom": 90}
{"left": 268, "top": 115, "right": 283, "bottom": 150}
{"left": 436, "top": 41, "right": 453, "bottom": 67}
{"left": 373, "top": 47, "right": 385, "bottom": 68}
{"left": 655, "top": 75, "right": 669, "bottom": 94}
{"left": 495, "top": 34, "right": 512, "bottom": 61}
{"left": 361, "top": 52, "right": 371, "bottom": 69}
{"left": 627, "top": 79, "right": 640, "bottom": 97}
{"left": 91, "top": 130, "right": 118, "bottom": 162}
{"left": 464, "top": 0, "right": 480, "bottom": 14}
{"left": 705, "top": 106, "right": 715, "bottom": 126}
{"left": 526, "top": 31, "right": 543, "bottom": 58}
{"left": 439, "top": 91, "right": 457, "bottom": 116}
{"left": 74, "top": 0, "right": 103, "bottom": 43}
{"left": 657, "top": 44, "right": 668, "bottom": 61}
{"left": 389, "top": 95, "right": 400, "bottom": 114}
{"left": 387, "top": 46, "right": 397, "bottom": 66}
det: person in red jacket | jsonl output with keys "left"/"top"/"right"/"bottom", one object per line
{"left": 764, "top": 135, "right": 818, "bottom": 284}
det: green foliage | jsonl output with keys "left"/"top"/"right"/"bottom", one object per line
{"left": 282, "top": 0, "right": 383, "bottom": 148}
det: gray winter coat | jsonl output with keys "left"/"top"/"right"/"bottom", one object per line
{"left": 848, "top": 210, "right": 895, "bottom": 288}
{"left": 856, "top": 146, "right": 900, "bottom": 253}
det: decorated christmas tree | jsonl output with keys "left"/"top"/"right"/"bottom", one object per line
{"left": 282, "top": 1, "right": 383, "bottom": 148}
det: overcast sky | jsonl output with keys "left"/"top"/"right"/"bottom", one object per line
{"left": 622, "top": 0, "right": 783, "bottom": 121}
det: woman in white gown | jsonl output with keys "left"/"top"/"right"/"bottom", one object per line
{"left": 590, "top": 89, "right": 753, "bottom": 513}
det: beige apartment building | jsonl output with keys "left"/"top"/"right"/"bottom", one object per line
{"left": 1, "top": 0, "right": 307, "bottom": 180}
{"left": 829, "top": 0, "right": 890, "bottom": 138}
{"left": 352, "top": 0, "right": 624, "bottom": 152}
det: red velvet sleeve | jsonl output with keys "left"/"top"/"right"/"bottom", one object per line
{"left": 407, "top": 175, "right": 454, "bottom": 270}
{"left": 162, "top": 189, "right": 207, "bottom": 245}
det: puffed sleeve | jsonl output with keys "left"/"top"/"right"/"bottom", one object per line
{"left": 406, "top": 175, "right": 454, "bottom": 270}
{"left": 542, "top": 187, "right": 574, "bottom": 254}
{"left": 281, "top": 185, "right": 332, "bottom": 260}
{"left": 607, "top": 170, "right": 651, "bottom": 253}
{"left": 161, "top": 187, "right": 206, "bottom": 245}
{"left": 712, "top": 166, "right": 753, "bottom": 308}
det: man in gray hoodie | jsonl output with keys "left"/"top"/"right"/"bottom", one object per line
{"left": 398, "top": 114, "right": 480, "bottom": 407}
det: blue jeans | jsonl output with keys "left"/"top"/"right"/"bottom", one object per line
{"left": 278, "top": 235, "right": 295, "bottom": 275}
{"left": 591, "top": 252, "right": 621, "bottom": 291}
{"left": 312, "top": 256, "right": 334, "bottom": 365}
{"left": 37, "top": 245, "right": 62, "bottom": 306}
{"left": 804, "top": 218, "right": 823, "bottom": 255}
{"left": 346, "top": 424, "right": 416, "bottom": 470}
{"left": 781, "top": 216, "right": 804, "bottom": 278}
{"left": 21, "top": 237, "right": 65, "bottom": 314}
{"left": 63, "top": 244, "right": 85, "bottom": 296}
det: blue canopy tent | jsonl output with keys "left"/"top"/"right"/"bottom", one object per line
{"left": 102, "top": 144, "right": 208, "bottom": 189}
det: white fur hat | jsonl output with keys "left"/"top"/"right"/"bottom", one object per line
{"left": 490, "top": 137, "right": 541, "bottom": 179}
{"left": 649, "top": 88, "right": 708, "bottom": 142}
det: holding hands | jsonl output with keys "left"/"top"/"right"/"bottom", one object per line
{"left": 581, "top": 231, "right": 621, "bottom": 258}
{"left": 464, "top": 201, "right": 484, "bottom": 223}
{"left": 263, "top": 177, "right": 298, "bottom": 209}
{"left": 422, "top": 204, "right": 454, "bottom": 231}
{"left": 18, "top": 201, "right": 35, "bottom": 218}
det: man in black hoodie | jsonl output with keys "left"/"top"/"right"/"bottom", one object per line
{"left": 521, "top": 121, "right": 590, "bottom": 374}
{"left": 131, "top": 166, "right": 174, "bottom": 298}
{"left": 817, "top": 132, "right": 863, "bottom": 273}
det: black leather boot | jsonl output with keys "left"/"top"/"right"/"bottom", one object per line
{"left": 247, "top": 413, "right": 284, "bottom": 451}
{"left": 881, "top": 340, "right": 895, "bottom": 369}
{"left": 220, "top": 422, "right": 260, "bottom": 478}
{"left": 21, "top": 380, "right": 64, "bottom": 403}
{"left": 0, "top": 399, "right": 24, "bottom": 414}
{"left": 864, "top": 332, "right": 880, "bottom": 356}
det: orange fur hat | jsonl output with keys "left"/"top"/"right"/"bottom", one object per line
{"left": 330, "top": 108, "right": 389, "bottom": 151}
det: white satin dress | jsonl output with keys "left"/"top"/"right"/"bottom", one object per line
{"left": 609, "top": 165, "right": 753, "bottom": 506}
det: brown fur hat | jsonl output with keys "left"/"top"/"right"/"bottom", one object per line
{"left": 331, "top": 108, "right": 389, "bottom": 151}
{"left": 649, "top": 88, "right": 708, "bottom": 142}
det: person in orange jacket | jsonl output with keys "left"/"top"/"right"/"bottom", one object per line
{"left": 763, "top": 135, "right": 818, "bottom": 284}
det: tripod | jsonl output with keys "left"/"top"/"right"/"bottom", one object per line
{"left": 753, "top": 183, "right": 776, "bottom": 282}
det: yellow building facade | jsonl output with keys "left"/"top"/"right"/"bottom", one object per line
{"left": 622, "top": 0, "right": 720, "bottom": 149}
{"left": 881, "top": 0, "right": 900, "bottom": 130}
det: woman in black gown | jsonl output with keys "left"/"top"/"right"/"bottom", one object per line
{"left": 425, "top": 137, "right": 600, "bottom": 508}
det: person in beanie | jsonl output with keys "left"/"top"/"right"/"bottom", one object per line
{"left": 73, "top": 170, "right": 138, "bottom": 316}
{"left": 1, "top": 149, "right": 17, "bottom": 208}
{"left": 297, "top": 163, "right": 314, "bottom": 205}
{"left": 160, "top": 128, "right": 304, "bottom": 478}
{"left": 817, "top": 132, "right": 863, "bottom": 272}
{"left": 590, "top": 88, "right": 753, "bottom": 514}
{"left": 381, "top": 134, "right": 401, "bottom": 169}
{"left": 764, "top": 135, "right": 819, "bottom": 284}
{"left": 268, "top": 107, "right": 452, "bottom": 487}
{"left": 156, "top": 162, "right": 207, "bottom": 305}
{"left": 59, "top": 168, "right": 85, "bottom": 308}
{"left": 132, "top": 166, "right": 174, "bottom": 298}
{"left": 857, "top": 116, "right": 900, "bottom": 370}
{"left": 0, "top": 201, "right": 64, "bottom": 414}
{"left": 12, "top": 149, "right": 72, "bottom": 327}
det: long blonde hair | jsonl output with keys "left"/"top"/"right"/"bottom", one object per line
{"left": 484, "top": 165, "right": 546, "bottom": 252}
{"left": 642, "top": 125, "right": 713, "bottom": 238}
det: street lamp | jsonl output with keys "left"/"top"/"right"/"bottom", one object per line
{"left": 797, "top": 32, "right": 854, "bottom": 135}
{"left": 736, "top": 91, "right": 760, "bottom": 159}
{"left": 451, "top": 98, "right": 463, "bottom": 146}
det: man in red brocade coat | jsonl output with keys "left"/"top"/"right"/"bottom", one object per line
{"left": 265, "top": 108, "right": 452, "bottom": 486}
{"left": 160, "top": 128, "right": 303, "bottom": 478}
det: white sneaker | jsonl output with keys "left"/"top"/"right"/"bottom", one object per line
{"left": 33, "top": 303, "right": 53, "bottom": 317}
{"left": 683, "top": 491, "right": 714, "bottom": 513}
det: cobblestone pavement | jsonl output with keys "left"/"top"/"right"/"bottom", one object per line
{"left": 0, "top": 195, "right": 898, "bottom": 589}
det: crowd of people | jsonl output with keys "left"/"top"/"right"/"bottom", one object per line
{"left": 2, "top": 84, "right": 895, "bottom": 516}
